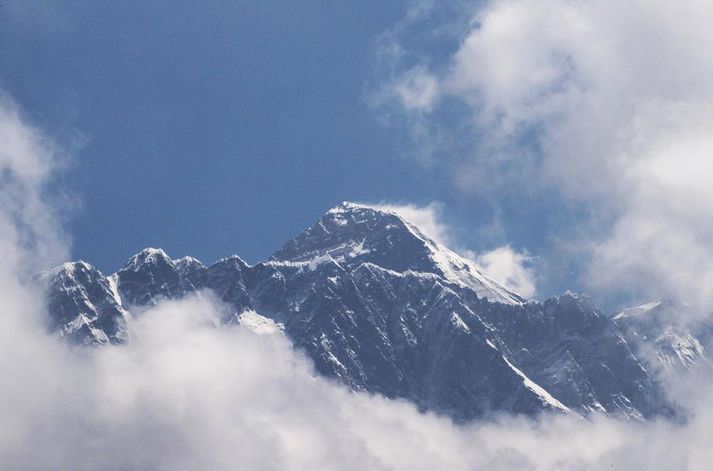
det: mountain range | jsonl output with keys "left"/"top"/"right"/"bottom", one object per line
{"left": 35, "top": 202, "right": 708, "bottom": 422}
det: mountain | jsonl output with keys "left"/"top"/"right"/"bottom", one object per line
{"left": 35, "top": 202, "right": 672, "bottom": 421}
{"left": 272, "top": 202, "right": 524, "bottom": 305}
{"left": 612, "top": 300, "right": 713, "bottom": 372}
{"left": 34, "top": 261, "right": 131, "bottom": 345}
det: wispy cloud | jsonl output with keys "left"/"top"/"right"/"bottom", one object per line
{"left": 474, "top": 245, "right": 536, "bottom": 298}
{"left": 376, "top": 0, "right": 713, "bottom": 313}
{"left": 0, "top": 92, "right": 70, "bottom": 272}
{"left": 372, "top": 201, "right": 453, "bottom": 245}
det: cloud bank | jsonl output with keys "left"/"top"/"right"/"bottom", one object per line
{"left": 381, "top": 0, "right": 713, "bottom": 313}
{"left": 7, "top": 291, "right": 713, "bottom": 471}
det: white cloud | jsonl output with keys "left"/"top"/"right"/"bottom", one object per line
{"left": 383, "top": 0, "right": 713, "bottom": 312}
{"left": 0, "top": 93, "right": 69, "bottom": 272}
{"left": 372, "top": 201, "right": 452, "bottom": 245}
{"left": 7, "top": 291, "right": 713, "bottom": 470}
{"left": 475, "top": 245, "right": 536, "bottom": 298}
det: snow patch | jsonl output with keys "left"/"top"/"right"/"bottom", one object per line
{"left": 612, "top": 301, "right": 663, "bottom": 320}
{"left": 450, "top": 312, "right": 471, "bottom": 333}
{"left": 485, "top": 339, "right": 570, "bottom": 412}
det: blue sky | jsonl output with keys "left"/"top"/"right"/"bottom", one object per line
{"left": 0, "top": 1, "right": 524, "bottom": 277}
{"left": 0, "top": 1, "right": 425, "bottom": 267}
{"left": 3, "top": 0, "right": 713, "bottom": 312}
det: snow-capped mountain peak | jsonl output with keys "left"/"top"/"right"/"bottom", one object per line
{"left": 273, "top": 201, "right": 523, "bottom": 304}
{"left": 122, "top": 247, "right": 174, "bottom": 271}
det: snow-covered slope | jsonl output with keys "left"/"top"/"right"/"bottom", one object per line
{"left": 35, "top": 202, "right": 673, "bottom": 421}
{"left": 613, "top": 300, "right": 712, "bottom": 371}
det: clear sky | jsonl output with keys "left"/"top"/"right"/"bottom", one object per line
{"left": 3, "top": 1, "right": 712, "bottom": 312}
{"left": 0, "top": 1, "right": 428, "bottom": 268}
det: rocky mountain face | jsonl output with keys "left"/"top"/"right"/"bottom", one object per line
{"left": 34, "top": 261, "right": 132, "bottom": 345}
{"left": 35, "top": 202, "right": 673, "bottom": 421}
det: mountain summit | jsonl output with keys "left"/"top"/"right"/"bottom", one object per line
{"left": 273, "top": 202, "right": 523, "bottom": 304}
{"left": 36, "top": 202, "right": 672, "bottom": 421}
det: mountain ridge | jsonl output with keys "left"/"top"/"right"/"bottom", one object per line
{"left": 35, "top": 201, "right": 674, "bottom": 421}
